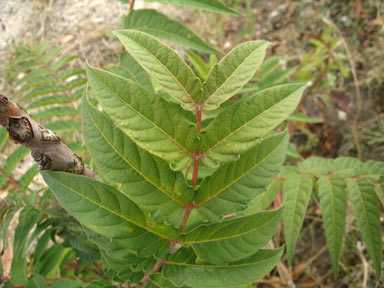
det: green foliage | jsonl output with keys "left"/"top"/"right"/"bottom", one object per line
{"left": 121, "top": 9, "right": 222, "bottom": 55}
{"left": 3, "top": 1, "right": 382, "bottom": 286}
{"left": 0, "top": 43, "right": 96, "bottom": 285}
{"left": 295, "top": 24, "right": 349, "bottom": 89}
{"left": 280, "top": 157, "right": 383, "bottom": 279}
{"left": 7, "top": 42, "right": 85, "bottom": 149}
{"left": 145, "top": 0, "right": 242, "bottom": 16}
{"left": 40, "top": 25, "right": 307, "bottom": 286}
{"left": 0, "top": 188, "right": 101, "bottom": 287}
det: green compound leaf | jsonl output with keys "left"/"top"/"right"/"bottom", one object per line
{"left": 146, "top": 273, "right": 182, "bottom": 288}
{"left": 200, "top": 83, "right": 306, "bottom": 167}
{"left": 287, "top": 111, "right": 323, "bottom": 124}
{"left": 282, "top": 172, "right": 313, "bottom": 265}
{"left": 82, "top": 96, "right": 191, "bottom": 225}
{"left": 147, "top": 0, "right": 242, "bottom": 16}
{"left": 83, "top": 226, "right": 156, "bottom": 274}
{"left": 185, "top": 50, "right": 210, "bottom": 80}
{"left": 41, "top": 171, "right": 176, "bottom": 258}
{"left": 375, "top": 183, "right": 384, "bottom": 206}
{"left": 106, "top": 51, "right": 153, "bottom": 91}
{"left": 246, "top": 179, "right": 283, "bottom": 214}
{"left": 26, "top": 95, "right": 71, "bottom": 109}
{"left": 195, "top": 132, "right": 288, "bottom": 221}
{"left": 21, "top": 85, "right": 66, "bottom": 101}
{"left": 180, "top": 207, "right": 283, "bottom": 264}
{"left": 317, "top": 175, "right": 347, "bottom": 279}
{"left": 11, "top": 206, "right": 40, "bottom": 285}
{"left": 17, "top": 76, "right": 59, "bottom": 94}
{"left": 346, "top": 178, "right": 382, "bottom": 278}
{"left": 26, "top": 274, "right": 47, "bottom": 288}
{"left": 122, "top": 9, "right": 221, "bottom": 55}
{"left": 18, "top": 165, "right": 38, "bottom": 192}
{"left": 86, "top": 64, "right": 198, "bottom": 171}
{"left": 202, "top": 41, "right": 270, "bottom": 111}
{"left": 3, "top": 146, "right": 30, "bottom": 176}
{"left": 0, "top": 127, "right": 9, "bottom": 151}
{"left": 113, "top": 29, "right": 203, "bottom": 110}
{"left": 162, "top": 247, "right": 283, "bottom": 288}
{"left": 45, "top": 120, "right": 82, "bottom": 133}
{"left": 31, "top": 106, "right": 77, "bottom": 120}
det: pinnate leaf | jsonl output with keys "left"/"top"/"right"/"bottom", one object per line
{"left": 41, "top": 171, "right": 177, "bottom": 258}
{"left": 86, "top": 64, "right": 198, "bottom": 170}
{"left": 45, "top": 120, "right": 82, "bottom": 133}
{"left": 148, "top": 0, "right": 242, "bottom": 16}
{"left": 122, "top": 9, "right": 221, "bottom": 55}
{"left": 162, "top": 247, "right": 283, "bottom": 288}
{"left": 185, "top": 50, "right": 210, "bottom": 80}
{"left": 346, "top": 178, "right": 382, "bottom": 278}
{"left": 202, "top": 41, "right": 270, "bottom": 110}
{"left": 196, "top": 132, "right": 288, "bottom": 221}
{"left": 31, "top": 106, "right": 77, "bottom": 120}
{"left": 282, "top": 172, "right": 313, "bottom": 265}
{"left": 200, "top": 83, "right": 306, "bottom": 166}
{"left": 317, "top": 175, "right": 347, "bottom": 278}
{"left": 246, "top": 179, "right": 283, "bottom": 214}
{"left": 113, "top": 29, "right": 203, "bottom": 110}
{"left": 82, "top": 96, "right": 191, "bottom": 225}
{"left": 106, "top": 51, "right": 153, "bottom": 91}
{"left": 27, "top": 95, "right": 71, "bottom": 109}
{"left": 180, "top": 207, "right": 283, "bottom": 264}
{"left": 3, "top": 146, "right": 29, "bottom": 176}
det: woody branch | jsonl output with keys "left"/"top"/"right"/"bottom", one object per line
{"left": 0, "top": 94, "right": 98, "bottom": 180}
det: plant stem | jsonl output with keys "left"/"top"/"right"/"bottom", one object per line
{"left": 191, "top": 151, "right": 200, "bottom": 187}
{"left": 0, "top": 95, "right": 98, "bottom": 179}
{"left": 140, "top": 105, "right": 203, "bottom": 286}
{"left": 129, "top": 0, "right": 135, "bottom": 11}
{"left": 196, "top": 105, "right": 202, "bottom": 134}
{"left": 179, "top": 203, "right": 195, "bottom": 233}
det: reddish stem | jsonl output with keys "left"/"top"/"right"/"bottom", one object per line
{"left": 191, "top": 151, "right": 200, "bottom": 187}
{"left": 196, "top": 105, "right": 202, "bottom": 134}
{"left": 129, "top": 0, "right": 135, "bottom": 10}
{"left": 179, "top": 203, "right": 194, "bottom": 233}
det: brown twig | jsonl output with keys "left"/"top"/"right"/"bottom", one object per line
{"left": 0, "top": 95, "right": 98, "bottom": 179}
{"left": 322, "top": 18, "right": 362, "bottom": 160}
{"left": 140, "top": 103, "right": 205, "bottom": 287}
{"left": 129, "top": 0, "right": 135, "bottom": 11}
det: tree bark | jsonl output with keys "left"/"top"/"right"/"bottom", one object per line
{"left": 0, "top": 94, "right": 98, "bottom": 179}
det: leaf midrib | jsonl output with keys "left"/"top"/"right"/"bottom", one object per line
{"left": 91, "top": 68, "right": 194, "bottom": 158}
{"left": 181, "top": 210, "right": 281, "bottom": 244}
{"left": 202, "top": 85, "right": 301, "bottom": 156}
{"left": 324, "top": 176, "right": 339, "bottom": 262}
{"left": 286, "top": 173, "right": 303, "bottom": 257}
{"left": 202, "top": 44, "right": 262, "bottom": 107}
{"left": 197, "top": 136, "right": 284, "bottom": 205}
{"left": 350, "top": 179, "right": 379, "bottom": 266}
{"left": 51, "top": 175, "right": 172, "bottom": 241}
{"left": 117, "top": 32, "right": 198, "bottom": 106}
{"left": 86, "top": 103, "right": 187, "bottom": 207}
{"left": 163, "top": 251, "right": 279, "bottom": 268}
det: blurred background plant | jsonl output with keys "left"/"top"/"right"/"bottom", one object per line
{"left": 0, "top": 42, "right": 104, "bottom": 287}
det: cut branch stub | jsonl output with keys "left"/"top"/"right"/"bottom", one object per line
{"left": 0, "top": 94, "right": 97, "bottom": 179}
